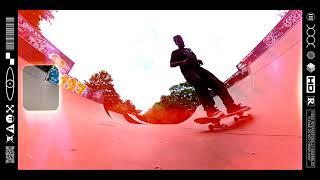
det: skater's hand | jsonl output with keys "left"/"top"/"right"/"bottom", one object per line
{"left": 186, "top": 59, "right": 202, "bottom": 66}
{"left": 197, "top": 59, "right": 203, "bottom": 65}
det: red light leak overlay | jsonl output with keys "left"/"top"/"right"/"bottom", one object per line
{"left": 17, "top": 10, "right": 302, "bottom": 170}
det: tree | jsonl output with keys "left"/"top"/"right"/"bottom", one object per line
{"left": 85, "top": 70, "right": 141, "bottom": 114}
{"left": 166, "top": 82, "right": 199, "bottom": 110}
{"left": 19, "top": 10, "right": 56, "bottom": 32}
{"left": 112, "top": 100, "right": 141, "bottom": 115}
{"left": 85, "top": 70, "right": 122, "bottom": 108}
{"left": 142, "top": 82, "right": 199, "bottom": 124}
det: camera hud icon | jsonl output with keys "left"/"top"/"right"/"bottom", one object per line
{"left": 307, "top": 51, "right": 315, "bottom": 60}
{"left": 307, "top": 12, "right": 315, "bottom": 21}
{"left": 307, "top": 96, "right": 315, "bottom": 107}
{"left": 307, "top": 63, "right": 315, "bottom": 73}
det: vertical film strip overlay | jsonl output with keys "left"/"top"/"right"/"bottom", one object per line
{"left": 303, "top": 10, "right": 319, "bottom": 169}
{"left": 1, "top": 14, "right": 18, "bottom": 172}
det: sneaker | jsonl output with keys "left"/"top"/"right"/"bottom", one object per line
{"left": 206, "top": 107, "right": 224, "bottom": 118}
{"left": 227, "top": 103, "right": 250, "bottom": 115}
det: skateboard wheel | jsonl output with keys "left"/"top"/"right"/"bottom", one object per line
{"left": 208, "top": 124, "right": 214, "bottom": 131}
{"left": 234, "top": 117, "right": 238, "bottom": 122}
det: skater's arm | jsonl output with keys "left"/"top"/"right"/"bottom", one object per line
{"left": 170, "top": 51, "right": 190, "bottom": 67}
{"left": 170, "top": 58, "right": 189, "bottom": 67}
{"left": 170, "top": 50, "right": 202, "bottom": 68}
{"left": 170, "top": 59, "right": 202, "bottom": 67}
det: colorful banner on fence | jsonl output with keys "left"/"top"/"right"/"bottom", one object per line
{"left": 18, "top": 13, "right": 75, "bottom": 74}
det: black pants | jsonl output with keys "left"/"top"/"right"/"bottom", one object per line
{"left": 184, "top": 67, "right": 235, "bottom": 111}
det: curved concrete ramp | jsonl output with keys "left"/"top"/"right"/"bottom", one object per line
{"left": 122, "top": 113, "right": 144, "bottom": 124}
{"left": 105, "top": 111, "right": 147, "bottom": 124}
{"left": 126, "top": 114, "right": 148, "bottom": 124}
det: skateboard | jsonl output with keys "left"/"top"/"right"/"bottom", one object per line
{"left": 194, "top": 106, "right": 252, "bottom": 132}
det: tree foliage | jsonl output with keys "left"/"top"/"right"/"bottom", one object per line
{"left": 19, "top": 10, "right": 56, "bottom": 32}
{"left": 85, "top": 70, "right": 141, "bottom": 115}
{"left": 142, "top": 82, "right": 199, "bottom": 124}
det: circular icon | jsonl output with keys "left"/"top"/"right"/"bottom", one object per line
{"left": 6, "top": 79, "right": 14, "bottom": 88}
{"left": 307, "top": 51, "right": 315, "bottom": 60}
{"left": 6, "top": 114, "right": 14, "bottom": 123}
{"left": 307, "top": 12, "right": 315, "bottom": 21}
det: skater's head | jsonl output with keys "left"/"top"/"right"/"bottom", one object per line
{"left": 173, "top": 35, "right": 185, "bottom": 49}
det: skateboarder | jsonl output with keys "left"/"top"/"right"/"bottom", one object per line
{"left": 170, "top": 35, "right": 248, "bottom": 118}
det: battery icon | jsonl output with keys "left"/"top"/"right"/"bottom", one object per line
{"left": 307, "top": 12, "right": 315, "bottom": 21}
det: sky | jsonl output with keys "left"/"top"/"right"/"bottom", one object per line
{"left": 39, "top": 10, "right": 283, "bottom": 112}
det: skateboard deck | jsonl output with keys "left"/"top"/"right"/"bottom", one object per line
{"left": 194, "top": 106, "right": 252, "bottom": 132}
